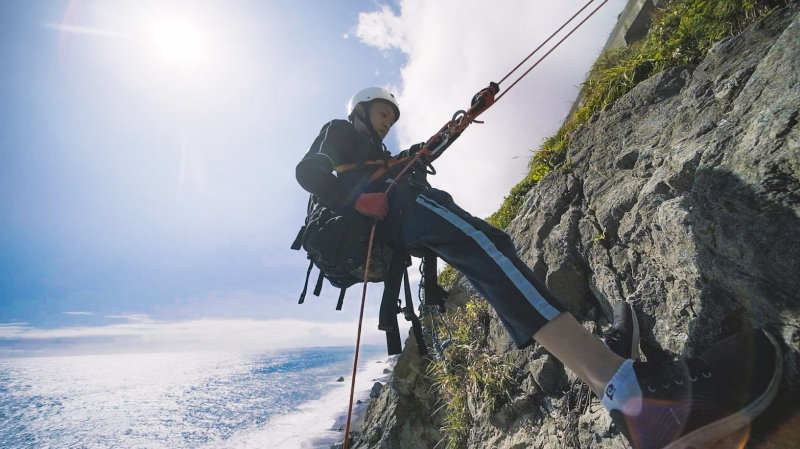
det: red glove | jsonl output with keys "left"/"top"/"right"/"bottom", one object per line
{"left": 354, "top": 193, "right": 388, "bottom": 219}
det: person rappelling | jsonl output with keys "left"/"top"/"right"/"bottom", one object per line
{"left": 292, "top": 85, "right": 782, "bottom": 449}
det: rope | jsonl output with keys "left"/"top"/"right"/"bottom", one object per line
{"left": 341, "top": 2, "right": 611, "bottom": 446}
{"left": 498, "top": 0, "right": 597, "bottom": 85}
{"left": 496, "top": 0, "right": 611, "bottom": 103}
{"left": 342, "top": 222, "right": 377, "bottom": 449}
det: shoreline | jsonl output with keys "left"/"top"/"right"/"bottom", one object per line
{"left": 308, "top": 356, "right": 396, "bottom": 448}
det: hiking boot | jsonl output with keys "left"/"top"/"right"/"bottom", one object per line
{"left": 602, "top": 300, "right": 640, "bottom": 360}
{"left": 610, "top": 329, "right": 783, "bottom": 449}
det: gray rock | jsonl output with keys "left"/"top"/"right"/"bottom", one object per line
{"left": 531, "top": 354, "right": 569, "bottom": 398}
{"left": 336, "top": 376, "right": 344, "bottom": 382}
{"left": 350, "top": 325, "right": 446, "bottom": 448}
{"left": 369, "top": 382, "right": 384, "bottom": 399}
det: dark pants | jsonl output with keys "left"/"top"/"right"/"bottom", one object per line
{"left": 387, "top": 178, "right": 567, "bottom": 348}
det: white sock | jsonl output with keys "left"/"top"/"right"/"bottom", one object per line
{"left": 600, "top": 359, "right": 642, "bottom": 416}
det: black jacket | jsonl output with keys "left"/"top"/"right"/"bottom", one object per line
{"left": 296, "top": 120, "right": 396, "bottom": 213}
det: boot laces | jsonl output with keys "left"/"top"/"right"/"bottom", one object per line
{"left": 643, "top": 358, "right": 712, "bottom": 393}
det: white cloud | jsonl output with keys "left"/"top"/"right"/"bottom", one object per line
{"left": 355, "top": 0, "right": 628, "bottom": 217}
{"left": 63, "top": 311, "right": 93, "bottom": 316}
{"left": 0, "top": 318, "right": 389, "bottom": 357}
{"left": 104, "top": 314, "right": 153, "bottom": 322}
{"left": 354, "top": 5, "right": 409, "bottom": 53}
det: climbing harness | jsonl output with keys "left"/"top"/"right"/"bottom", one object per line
{"left": 340, "top": 1, "right": 612, "bottom": 446}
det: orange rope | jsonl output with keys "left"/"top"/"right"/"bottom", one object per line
{"left": 342, "top": 222, "right": 377, "bottom": 449}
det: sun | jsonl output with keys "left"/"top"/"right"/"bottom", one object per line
{"left": 149, "top": 17, "right": 204, "bottom": 65}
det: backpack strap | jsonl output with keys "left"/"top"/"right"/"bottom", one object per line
{"left": 298, "top": 259, "right": 314, "bottom": 304}
{"left": 379, "top": 250, "right": 407, "bottom": 355}
{"left": 379, "top": 250, "right": 406, "bottom": 332}
{"left": 378, "top": 251, "right": 429, "bottom": 356}
{"left": 336, "top": 287, "right": 347, "bottom": 311}
{"left": 402, "top": 264, "right": 428, "bottom": 356}
{"left": 423, "top": 248, "right": 449, "bottom": 309}
{"left": 291, "top": 225, "right": 305, "bottom": 251}
{"left": 313, "top": 270, "right": 325, "bottom": 297}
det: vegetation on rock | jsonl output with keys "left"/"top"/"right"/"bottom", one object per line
{"left": 487, "top": 0, "right": 792, "bottom": 231}
{"left": 427, "top": 299, "right": 515, "bottom": 448}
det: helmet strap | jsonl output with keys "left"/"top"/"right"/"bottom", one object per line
{"left": 351, "top": 103, "right": 384, "bottom": 144}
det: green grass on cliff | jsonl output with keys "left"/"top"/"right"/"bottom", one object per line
{"left": 427, "top": 299, "right": 515, "bottom": 448}
{"left": 437, "top": 0, "right": 792, "bottom": 289}
{"left": 488, "top": 0, "right": 792, "bottom": 231}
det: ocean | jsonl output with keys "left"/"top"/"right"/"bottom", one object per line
{"left": 0, "top": 346, "right": 391, "bottom": 448}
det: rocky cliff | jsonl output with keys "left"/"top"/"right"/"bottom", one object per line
{"left": 355, "top": 5, "right": 800, "bottom": 448}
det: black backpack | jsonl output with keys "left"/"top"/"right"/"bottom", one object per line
{"left": 291, "top": 195, "right": 388, "bottom": 308}
{"left": 291, "top": 195, "right": 438, "bottom": 356}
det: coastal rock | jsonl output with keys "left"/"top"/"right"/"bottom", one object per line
{"left": 383, "top": 368, "right": 391, "bottom": 374}
{"left": 336, "top": 376, "right": 344, "bottom": 382}
{"left": 369, "top": 382, "right": 384, "bottom": 399}
{"left": 358, "top": 5, "right": 800, "bottom": 448}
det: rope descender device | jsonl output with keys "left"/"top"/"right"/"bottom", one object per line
{"left": 420, "top": 81, "right": 500, "bottom": 159}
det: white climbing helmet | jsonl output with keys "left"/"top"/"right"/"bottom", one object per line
{"left": 347, "top": 87, "right": 400, "bottom": 121}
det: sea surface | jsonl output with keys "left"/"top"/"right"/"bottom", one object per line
{"left": 0, "top": 346, "right": 390, "bottom": 448}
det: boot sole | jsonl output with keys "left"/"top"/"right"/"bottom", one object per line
{"left": 663, "top": 330, "right": 783, "bottom": 449}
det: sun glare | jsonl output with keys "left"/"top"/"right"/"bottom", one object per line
{"left": 149, "top": 18, "right": 204, "bottom": 65}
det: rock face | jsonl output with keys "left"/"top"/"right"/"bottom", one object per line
{"left": 351, "top": 319, "right": 444, "bottom": 448}
{"left": 356, "top": 6, "right": 800, "bottom": 448}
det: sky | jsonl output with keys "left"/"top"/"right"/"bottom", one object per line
{"left": 0, "top": 0, "right": 628, "bottom": 356}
